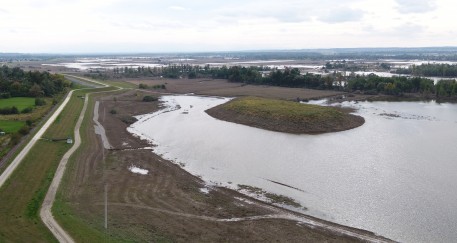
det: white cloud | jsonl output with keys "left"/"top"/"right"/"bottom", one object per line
{"left": 395, "top": 0, "right": 437, "bottom": 13}
{"left": 169, "top": 6, "right": 186, "bottom": 11}
{"left": 0, "top": 0, "right": 454, "bottom": 53}
{"left": 318, "top": 8, "right": 365, "bottom": 23}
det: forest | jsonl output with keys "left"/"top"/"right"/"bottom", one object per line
{"left": 86, "top": 64, "right": 457, "bottom": 99}
{"left": 0, "top": 65, "right": 71, "bottom": 98}
{"left": 395, "top": 63, "right": 457, "bottom": 77}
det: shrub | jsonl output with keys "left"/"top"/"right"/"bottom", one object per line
{"left": 0, "top": 106, "right": 19, "bottom": 115}
{"left": 35, "top": 98, "right": 46, "bottom": 106}
{"left": 22, "top": 107, "right": 34, "bottom": 114}
{"left": 120, "top": 116, "right": 138, "bottom": 125}
{"left": 0, "top": 93, "right": 11, "bottom": 99}
{"left": 9, "top": 133, "right": 21, "bottom": 145}
{"left": 152, "top": 84, "right": 166, "bottom": 89}
{"left": 110, "top": 109, "right": 117, "bottom": 114}
{"left": 139, "top": 84, "right": 148, "bottom": 89}
{"left": 18, "top": 126, "right": 30, "bottom": 135}
{"left": 188, "top": 71, "right": 197, "bottom": 79}
{"left": 142, "top": 95, "right": 158, "bottom": 102}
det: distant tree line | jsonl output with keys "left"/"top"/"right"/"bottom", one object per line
{"left": 395, "top": 64, "right": 457, "bottom": 77}
{"left": 87, "top": 65, "right": 457, "bottom": 99}
{"left": 0, "top": 65, "right": 71, "bottom": 98}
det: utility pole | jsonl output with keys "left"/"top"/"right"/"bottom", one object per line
{"left": 105, "top": 183, "right": 108, "bottom": 229}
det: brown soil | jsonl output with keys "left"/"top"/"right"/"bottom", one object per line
{"left": 206, "top": 100, "right": 365, "bottom": 134}
{"left": 59, "top": 89, "right": 393, "bottom": 242}
{"left": 127, "top": 78, "right": 345, "bottom": 100}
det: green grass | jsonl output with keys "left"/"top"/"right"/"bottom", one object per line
{"left": 0, "top": 87, "right": 115, "bottom": 242}
{"left": 224, "top": 96, "right": 344, "bottom": 122}
{"left": 0, "top": 93, "right": 83, "bottom": 242}
{"left": 0, "top": 120, "right": 26, "bottom": 133}
{"left": 0, "top": 97, "right": 35, "bottom": 111}
{"left": 0, "top": 94, "right": 64, "bottom": 176}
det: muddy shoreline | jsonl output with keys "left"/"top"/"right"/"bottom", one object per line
{"left": 87, "top": 90, "right": 394, "bottom": 242}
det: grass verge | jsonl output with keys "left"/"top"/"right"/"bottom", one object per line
{"left": 0, "top": 87, "right": 114, "bottom": 242}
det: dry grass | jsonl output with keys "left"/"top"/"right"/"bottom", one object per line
{"left": 223, "top": 96, "right": 344, "bottom": 122}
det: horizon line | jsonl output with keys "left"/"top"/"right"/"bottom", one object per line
{"left": 1, "top": 46, "right": 457, "bottom": 56}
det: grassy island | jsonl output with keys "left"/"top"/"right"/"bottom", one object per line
{"left": 206, "top": 96, "right": 364, "bottom": 134}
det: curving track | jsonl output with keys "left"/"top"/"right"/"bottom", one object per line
{"left": 40, "top": 76, "right": 117, "bottom": 243}
{"left": 39, "top": 92, "right": 90, "bottom": 243}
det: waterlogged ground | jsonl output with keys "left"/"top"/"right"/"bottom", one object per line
{"left": 128, "top": 95, "right": 457, "bottom": 243}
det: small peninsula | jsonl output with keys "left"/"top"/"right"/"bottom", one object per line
{"left": 206, "top": 96, "right": 365, "bottom": 134}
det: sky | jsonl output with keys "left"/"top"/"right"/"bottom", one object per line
{"left": 0, "top": 0, "right": 455, "bottom": 53}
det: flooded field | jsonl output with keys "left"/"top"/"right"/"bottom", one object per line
{"left": 129, "top": 95, "right": 457, "bottom": 243}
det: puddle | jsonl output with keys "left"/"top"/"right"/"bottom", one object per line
{"left": 128, "top": 165, "right": 149, "bottom": 175}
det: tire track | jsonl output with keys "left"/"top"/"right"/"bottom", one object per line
{"left": 40, "top": 76, "right": 120, "bottom": 243}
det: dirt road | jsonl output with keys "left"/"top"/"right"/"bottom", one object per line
{"left": 39, "top": 93, "right": 90, "bottom": 243}
{"left": 40, "top": 77, "right": 116, "bottom": 242}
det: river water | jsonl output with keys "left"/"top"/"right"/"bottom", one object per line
{"left": 128, "top": 95, "right": 457, "bottom": 243}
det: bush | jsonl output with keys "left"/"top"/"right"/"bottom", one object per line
{"left": 18, "top": 126, "right": 30, "bottom": 135}
{"left": 9, "top": 133, "right": 21, "bottom": 145}
{"left": 139, "top": 84, "right": 148, "bottom": 89}
{"left": 35, "top": 98, "right": 46, "bottom": 106}
{"left": 0, "top": 93, "right": 11, "bottom": 99}
{"left": 152, "top": 84, "right": 166, "bottom": 89}
{"left": 142, "top": 95, "right": 158, "bottom": 102}
{"left": 110, "top": 109, "right": 117, "bottom": 114}
{"left": 188, "top": 71, "right": 197, "bottom": 79}
{"left": 22, "top": 107, "right": 34, "bottom": 114}
{"left": 0, "top": 106, "right": 19, "bottom": 115}
{"left": 120, "top": 116, "right": 138, "bottom": 125}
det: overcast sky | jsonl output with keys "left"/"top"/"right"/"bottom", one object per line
{"left": 0, "top": 0, "right": 455, "bottom": 53}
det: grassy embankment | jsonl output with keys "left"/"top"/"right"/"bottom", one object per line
{"left": 0, "top": 87, "right": 114, "bottom": 242}
{"left": 52, "top": 89, "right": 154, "bottom": 242}
{"left": 206, "top": 96, "right": 365, "bottom": 134}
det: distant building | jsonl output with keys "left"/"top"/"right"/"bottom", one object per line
{"left": 260, "top": 71, "right": 270, "bottom": 78}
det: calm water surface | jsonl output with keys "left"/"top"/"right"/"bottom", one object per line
{"left": 128, "top": 95, "right": 457, "bottom": 243}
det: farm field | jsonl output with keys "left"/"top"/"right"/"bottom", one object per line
{"left": 0, "top": 120, "right": 25, "bottom": 133}
{"left": 0, "top": 96, "right": 56, "bottom": 172}
{"left": 0, "top": 97, "right": 35, "bottom": 111}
